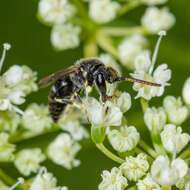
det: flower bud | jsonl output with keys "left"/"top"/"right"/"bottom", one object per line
{"left": 144, "top": 107, "right": 166, "bottom": 131}
{"left": 183, "top": 77, "right": 190, "bottom": 105}
{"left": 91, "top": 125, "right": 106, "bottom": 144}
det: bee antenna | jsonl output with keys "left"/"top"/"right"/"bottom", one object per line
{"left": 118, "top": 77, "right": 161, "bottom": 87}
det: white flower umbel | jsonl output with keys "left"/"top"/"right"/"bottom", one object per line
{"left": 47, "top": 133, "right": 81, "bottom": 169}
{"left": 99, "top": 167, "right": 128, "bottom": 190}
{"left": 163, "top": 96, "right": 188, "bottom": 125}
{"left": 14, "top": 148, "right": 46, "bottom": 176}
{"left": 51, "top": 24, "right": 81, "bottom": 51}
{"left": 120, "top": 153, "right": 149, "bottom": 181}
{"left": 0, "top": 110, "right": 20, "bottom": 133}
{"left": 151, "top": 155, "right": 188, "bottom": 186}
{"left": 30, "top": 168, "right": 67, "bottom": 190}
{"left": 89, "top": 0, "right": 120, "bottom": 24}
{"left": 144, "top": 107, "right": 166, "bottom": 131}
{"left": 141, "top": 0, "right": 167, "bottom": 5}
{"left": 22, "top": 103, "right": 53, "bottom": 135}
{"left": 86, "top": 97, "right": 122, "bottom": 127}
{"left": 108, "top": 125, "right": 140, "bottom": 152}
{"left": 137, "top": 173, "right": 161, "bottom": 190}
{"left": 161, "top": 124, "right": 190, "bottom": 154}
{"left": 183, "top": 78, "right": 190, "bottom": 105}
{"left": 131, "top": 32, "right": 171, "bottom": 100}
{"left": 118, "top": 35, "right": 148, "bottom": 70}
{"left": 0, "top": 133, "right": 15, "bottom": 161}
{"left": 38, "top": 0, "right": 76, "bottom": 25}
{"left": 141, "top": 7, "right": 175, "bottom": 34}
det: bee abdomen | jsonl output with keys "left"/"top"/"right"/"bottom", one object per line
{"left": 48, "top": 96, "right": 66, "bottom": 123}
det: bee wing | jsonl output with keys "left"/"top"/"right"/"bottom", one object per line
{"left": 39, "top": 65, "right": 78, "bottom": 88}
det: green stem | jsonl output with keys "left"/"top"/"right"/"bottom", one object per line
{"left": 179, "top": 147, "right": 190, "bottom": 159}
{"left": 161, "top": 186, "right": 171, "bottom": 190}
{"left": 84, "top": 37, "right": 98, "bottom": 57}
{"left": 100, "top": 26, "right": 146, "bottom": 37}
{"left": 96, "top": 143, "right": 125, "bottom": 164}
{"left": 0, "top": 168, "right": 16, "bottom": 186}
{"left": 185, "top": 157, "right": 190, "bottom": 165}
{"left": 127, "top": 185, "right": 137, "bottom": 190}
{"left": 139, "top": 140, "right": 157, "bottom": 158}
{"left": 117, "top": 0, "right": 142, "bottom": 17}
{"left": 97, "top": 31, "right": 119, "bottom": 59}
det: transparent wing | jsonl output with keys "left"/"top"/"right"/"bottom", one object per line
{"left": 39, "top": 65, "right": 78, "bottom": 88}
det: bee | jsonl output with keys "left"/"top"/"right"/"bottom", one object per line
{"left": 39, "top": 58, "right": 161, "bottom": 122}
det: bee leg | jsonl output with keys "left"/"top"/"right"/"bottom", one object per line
{"left": 95, "top": 73, "right": 111, "bottom": 102}
{"left": 73, "top": 92, "right": 90, "bottom": 123}
{"left": 54, "top": 97, "right": 73, "bottom": 105}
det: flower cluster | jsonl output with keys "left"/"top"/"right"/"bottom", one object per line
{"left": 0, "top": 44, "right": 89, "bottom": 189}
{"left": 36, "top": 0, "right": 175, "bottom": 69}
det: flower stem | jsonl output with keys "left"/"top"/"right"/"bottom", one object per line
{"left": 96, "top": 143, "right": 125, "bottom": 164}
{"left": 96, "top": 31, "right": 120, "bottom": 60}
{"left": 161, "top": 186, "right": 171, "bottom": 190}
{"left": 117, "top": 0, "right": 141, "bottom": 17}
{"left": 100, "top": 26, "right": 146, "bottom": 37}
{"left": 0, "top": 168, "right": 16, "bottom": 186}
{"left": 185, "top": 157, "right": 190, "bottom": 165}
{"left": 127, "top": 185, "right": 137, "bottom": 190}
{"left": 84, "top": 37, "right": 98, "bottom": 57}
{"left": 139, "top": 140, "right": 158, "bottom": 158}
{"left": 179, "top": 146, "right": 190, "bottom": 159}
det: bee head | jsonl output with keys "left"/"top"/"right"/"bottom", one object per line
{"left": 105, "top": 67, "right": 119, "bottom": 83}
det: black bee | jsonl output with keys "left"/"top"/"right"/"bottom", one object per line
{"left": 39, "top": 58, "right": 161, "bottom": 122}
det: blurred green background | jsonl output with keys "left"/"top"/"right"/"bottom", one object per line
{"left": 1, "top": 0, "right": 190, "bottom": 189}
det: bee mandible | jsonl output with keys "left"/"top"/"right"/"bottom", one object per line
{"left": 39, "top": 58, "right": 161, "bottom": 122}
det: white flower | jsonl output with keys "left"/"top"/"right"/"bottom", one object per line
{"left": 59, "top": 120, "right": 89, "bottom": 141}
{"left": 137, "top": 173, "right": 160, "bottom": 190}
{"left": 3, "top": 65, "right": 23, "bottom": 87}
{"left": 0, "top": 110, "right": 20, "bottom": 133}
{"left": 163, "top": 96, "right": 188, "bottom": 125}
{"left": 111, "top": 91, "right": 132, "bottom": 113}
{"left": 183, "top": 78, "right": 190, "bottom": 105}
{"left": 131, "top": 50, "right": 171, "bottom": 100}
{"left": 8, "top": 89, "right": 25, "bottom": 105}
{"left": 86, "top": 97, "right": 122, "bottom": 127}
{"left": 22, "top": 103, "right": 53, "bottom": 135}
{"left": 16, "top": 65, "right": 38, "bottom": 95}
{"left": 161, "top": 124, "right": 190, "bottom": 154}
{"left": 151, "top": 156, "right": 188, "bottom": 186}
{"left": 144, "top": 107, "right": 166, "bottom": 131}
{"left": 108, "top": 125, "right": 140, "bottom": 152}
{"left": 14, "top": 148, "right": 45, "bottom": 176}
{"left": 120, "top": 153, "right": 149, "bottom": 181}
{"left": 141, "top": 7, "right": 175, "bottom": 34}
{"left": 30, "top": 168, "right": 66, "bottom": 190}
{"left": 118, "top": 35, "right": 148, "bottom": 70}
{"left": 141, "top": 0, "right": 167, "bottom": 5}
{"left": 99, "top": 167, "right": 128, "bottom": 190}
{"left": 0, "top": 133, "right": 15, "bottom": 161}
{"left": 89, "top": 0, "right": 120, "bottom": 24}
{"left": 51, "top": 24, "right": 81, "bottom": 50}
{"left": 47, "top": 133, "right": 81, "bottom": 169}
{"left": 38, "top": 0, "right": 76, "bottom": 25}
{"left": 176, "top": 170, "right": 190, "bottom": 190}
